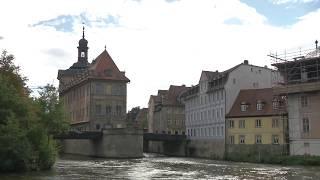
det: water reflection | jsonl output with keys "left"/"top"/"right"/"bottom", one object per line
{"left": 1, "top": 153, "right": 320, "bottom": 180}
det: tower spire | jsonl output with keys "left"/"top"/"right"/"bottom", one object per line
{"left": 82, "top": 26, "right": 85, "bottom": 39}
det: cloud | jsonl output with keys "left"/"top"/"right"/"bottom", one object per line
{"left": 0, "top": 36, "right": 3, "bottom": 40}
{"left": 0, "top": 0, "right": 319, "bottom": 110}
{"left": 32, "top": 13, "right": 120, "bottom": 32}
{"left": 33, "top": 15, "right": 75, "bottom": 32}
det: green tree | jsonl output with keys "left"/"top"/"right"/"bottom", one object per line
{"left": 0, "top": 50, "right": 69, "bottom": 172}
{"left": 37, "top": 84, "right": 69, "bottom": 137}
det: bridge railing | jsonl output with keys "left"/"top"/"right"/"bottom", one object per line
{"left": 54, "top": 130, "right": 103, "bottom": 140}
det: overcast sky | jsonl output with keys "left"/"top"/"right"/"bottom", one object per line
{"left": 0, "top": 0, "right": 319, "bottom": 110}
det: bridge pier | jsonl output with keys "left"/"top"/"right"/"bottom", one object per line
{"left": 61, "top": 128, "right": 143, "bottom": 158}
{"left": 143, "top": 133, "right": 188, "bottom": 156}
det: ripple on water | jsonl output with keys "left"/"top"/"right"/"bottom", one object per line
{"left": 2, "top": 155, "right": 320, "bottom": 180}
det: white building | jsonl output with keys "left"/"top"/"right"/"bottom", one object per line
{"left": 181, "top": 60, "right": 281, "bottom": 158}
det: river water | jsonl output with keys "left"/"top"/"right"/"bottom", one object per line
{"left": 1, "top": 154, "right": 320, "bottom": 180}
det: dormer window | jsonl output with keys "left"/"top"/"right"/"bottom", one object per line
{"left": 272, "top": 98, "right": 279, "bottom": 110}
{"left": 104, "top": 69, "right": 112, "bottom": 77}
{"left": 256, "top": 100, "right": 264, "bottom": 111}
{"left": 240, "top": 102, "right": 248, "bottom": 112}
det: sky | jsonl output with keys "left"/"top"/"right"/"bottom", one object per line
{"left": 0, "top": 0, "right": 319, "bottom": 110}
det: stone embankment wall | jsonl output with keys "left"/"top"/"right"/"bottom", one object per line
{"left": 146, "top": 139, "right": 225, "bottom": 159}
{"left": 225, "top": 144, "right": 288, "bottom": 162}
{"left": 147, "top": 141, "right": 187, "bottom": 157}
{"left": 62, "top": 128, "right": 143, "bottom": 158}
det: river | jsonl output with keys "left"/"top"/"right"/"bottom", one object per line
{"left": 1, "top": 154, "right": 320, "bottom": 179}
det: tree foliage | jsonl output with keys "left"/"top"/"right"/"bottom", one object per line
{"left": 0, "top": 50, "right": 69, "bottom": 172}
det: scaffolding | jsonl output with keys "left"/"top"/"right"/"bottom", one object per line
{"left": 269, "top": 41, "right": 320, "bottom": 156}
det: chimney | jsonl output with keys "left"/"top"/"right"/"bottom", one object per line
{"left": 243, "top": 60, "right": 249, "bottom": 65}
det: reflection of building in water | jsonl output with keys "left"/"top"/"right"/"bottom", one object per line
{"left": 57, "top": 27, "right": 130, "bottom": 131}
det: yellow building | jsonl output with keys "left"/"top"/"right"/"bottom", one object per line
{"left": 227, "top": 116, "right": 286, "bottom": 145}
{"left": 225, "top": 88, "right": 288, "bottom": 161}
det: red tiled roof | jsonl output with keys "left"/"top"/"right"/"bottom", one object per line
{"left": 89, "top": 50, "right": 130, "bottom": 82}
{"left": 226, "top": 88, "right": 285, "bottom": 118}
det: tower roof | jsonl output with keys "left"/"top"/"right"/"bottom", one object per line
{"left": 89, "top": 50, "right": 130, "bottom": 82}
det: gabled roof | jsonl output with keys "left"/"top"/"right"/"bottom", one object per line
{"left": 200, "top": 71, "right": 219, "bottom": 82}
{"left": 203, "top": 70, "right": 219, "bottom": 80}
{"left": 163, "top": 85, "right": 190, "bottom": 105}
{"left": 58, "top": 49, "right": 129, "bottom": 93}
{"left": 89, "top": 50, "right": 130, "bottom": 82}
{"left": 226, "top": 88, "right": 285, "bottom": 118}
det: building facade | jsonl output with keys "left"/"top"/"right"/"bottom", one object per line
{"left": 57, "top": 28, "right": 130, "bottom": 131}
{"left": 181, "top": 60, "right": 282, "bottom": 158}
{"left": 148, "top": 85, "right": 189, "bottom": 135}
{"left": 272, "top": 46, "right": 320, "bottom": 156}
{"left": 225, "top": 88, "right": 288, "bottom": 160}
{"left": 134, "top": 108, "right": 148, "bottom": 132}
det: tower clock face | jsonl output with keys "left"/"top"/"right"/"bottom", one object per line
{"left": 81, "top": 52, "right": 85, "bottom": 57}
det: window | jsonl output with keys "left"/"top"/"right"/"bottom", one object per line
{"left": 229, "top": 136, "right": 235, "bottom": 144}
{"left": 272, "top": 118, "right": 279, "bottom": 128}
{"left": 272, "top": 135, "right": 279, "bottom": 144}
{"left": 303, "top": 117, "right": 310, "bottom": 133}
{"left": 239, "top": 135, "right": 245, "bottom": 144}
{"left": 239, "top": 120, "right": 245, "bottom": 128}
{"left": 301, "top": 95, "right": 308, "bottom": 107}
{"left": 256, "top": 119, "right": 262, "bottom": 128}
{"left": 272, "top": 99, "right": 279, "bottom": 109}
{"left": 256, "top": 100, "right": 263, "bottom": 111}
{"left": 240, "top": 102, "right": 248, "bottom": 112}
{"left": 116, "top": 105, "right": 122, "bottom": 116}
{"left": 95, "top": 83, "right": 104, "bottom": 94}
{"left": 221, "top": 126, "right": 224, "bottom": 136}
{"left": 104, "top": 69, "right": 112, "bottom": 77}
{"left": 255, "top": 135, "right": 262, "bottom": 144}
{"left": 106, "top": 105, "right": 112, "bottom": 115}
{"left": 81, "top": 51, "right": 85, "bottom": 57}
{"left": 233, "top": 78, "right": 236, "bottom": 84}
{"left": 95, "top": 104, "right": 102, "bottom": 115}
{"left": 96, "top": 124, "right": 100, "bottom": 130}
{"left": 229, "top": 120, "right": 234, "bottom": 128}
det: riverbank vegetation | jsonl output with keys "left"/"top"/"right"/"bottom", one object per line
{"left": 0, "top": 50, "right": 69, "bottom": 172}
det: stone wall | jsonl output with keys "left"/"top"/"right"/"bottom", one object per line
{"left": 147, "top": 141, "right": 187, "bottom": 157}
{"left": 186, "top": 139, "right": 225, "bottom": 159}
{"left": 225, "top": 144, "right": 288, "bottom": 162}
{"left": 62, "top": 128, "right": 143, "bottom": 158}
{"left": 146, "top": 139, "right": 225, "bottom": 159}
